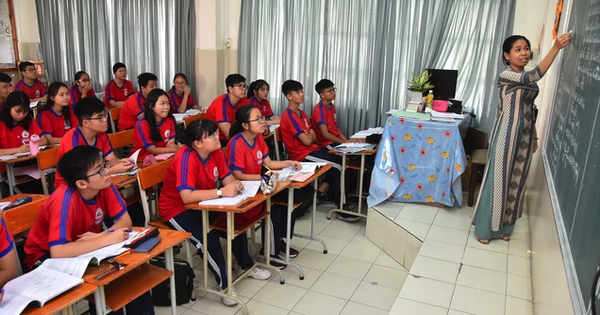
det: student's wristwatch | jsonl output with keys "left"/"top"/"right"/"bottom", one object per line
{"left": 217, "top": 189, "right": 223, "bottom": 198}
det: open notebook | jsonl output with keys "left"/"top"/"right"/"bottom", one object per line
{"left": 0, "top": 232, "right": 137, "bottom": 314}
{"left": 277, "top": 162, "right": 327, "bottom": 182}
{"left": 198, "top": 181, "right": 261, "bottom": 206}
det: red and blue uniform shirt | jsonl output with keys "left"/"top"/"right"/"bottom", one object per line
{"left": 14, "top": 79, "right": 48, "bottom": 100}
{"left": 280, "top": 108, "right": 319, "bottom": 161}
{"left": 118, "top": 91, "right": 146, "bottom": 131}
{"left": 248, "top": 96, "right": 275, "bottom": 119}
{"left": 225, "top": 133, "right": 269, "bottom": 175}
{"left": 132, "top": 117, "right": 176, "bottom": 161}
{"left": 205, "top": 94, "right": 250, "bottom": 140}
{"left": 103, "top": 79, "right": 134, "bottom": 109}
{"left": 68, "top": 86, "right": 97, "bottom": 107}
{"left": 168, "top": 90, "right": 197, "bottom": 113}
{"left": 38, "top": 107, "right": 79, "bottom": 138}
{"left": 311, "top": 102, "right": 341, "bottom": 148}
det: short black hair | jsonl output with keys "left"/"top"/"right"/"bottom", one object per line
{"left": 281, "top": 80, "right": 303, "bottom": 96}
{"left": 138, "top": 72, "right": 158, "bottom": 89}
{"left": 502, "top": 35, "right": 533, "bottom": 66}
{"left": 58, "top": 145, "right": 104, "bottom": 189}
{"left": 0, "top": 91, "right": 32, "bottom": 130}
{"left": 112, "top": 62, "right": 126, "bottom": 74}
{"left": 74, "top": 71, "right": 88, "bottom": 84}
{"left": 225, "top": 73, "right": 246, "bottom": 89}
{"left": 73, "top": 97, "right": 106, "bottom": 125}
{"left": 315, "top": 79, "right": 334, "bottom": 94}
{"left": 0, "top": 72, "right": 12, "bottom": 84}
{"left": 19, "top": 61, "right": 34, "bottom": 73}
{"left": 183, "top": 119, "right": 218, "bottom": 147}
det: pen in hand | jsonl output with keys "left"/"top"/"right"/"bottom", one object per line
{"left": 108, "top": 229, "right": 133, "bottom": 233}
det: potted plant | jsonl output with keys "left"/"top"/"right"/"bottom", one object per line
{"left": 407, "top": 70, "right": 435, "bottom": 102}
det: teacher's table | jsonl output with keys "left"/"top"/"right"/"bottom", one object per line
{"left": 367, "top": 117, "right": 467, "bottom": 208}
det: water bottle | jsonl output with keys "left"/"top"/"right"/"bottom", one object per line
{"left": 426, "top": 90, "right": 434, "bottom": 108}
{"left": 29, "top": 134, "right": 40, "bottom": 156}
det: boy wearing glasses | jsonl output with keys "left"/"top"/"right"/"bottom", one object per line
{"left": 205, "top": 73, "right": 250, "bottom": 146}
{"left": 118, "top": 72, "right": 158, "bottom": 131}
{"left": 104, "top": 62, "right": 135, "bottom": 109}
{"left": 24, "top": 145, "right": 155, "bottom": 315}
{"left": 54, "top": 97, "right": 134, "bottom": 188}
{"left": 311, "top": 79, "right": 348, "bottom": 149}
{"left": 14, "top": 61, "right": 47, "bottom": 103}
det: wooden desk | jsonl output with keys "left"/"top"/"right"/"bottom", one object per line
{"left": 2, "top": 194, "right": 48, "bottom": 236}
{"left": 327, "top": 148, "right": 377, "bottom": 220}
{"left": 184, "top": 182, "right": 289, "bottom": 315}
{"left": 83, "top": 228, "right": 190, "bottom": 315}
{"left": 110, "top": 174, "right": 138, "bottom": 189}
{"left": 0, "top": 145, "right": 60, "bottom": 197}
{"left": 22, "top": 283, "right": 97, "bottom": 315}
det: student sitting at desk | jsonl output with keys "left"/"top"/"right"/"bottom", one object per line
{"left": 226, "top": 105, "right": 309, "bottom": 267}
{"left": 24, "top": 145, "right": 154, "bottom": 315}
{"left": 104, "top": 62, "right": 135, "bottom": 109}
{"left": 38, "top": 82, "right": 79, "bottom": 145}
{"left": 205, "top": 73, "right": 250, "bottom": 147}
{"left": 69, "top": 71, "right": 96, "bottom": 107}
{"left": 132, "top": 89, "right": 178, "bottom": 162}
{"left": 0, "top": 72, "right": 14, "bottom": 110}
{"left": 0, "top": 91, "right": 48, "bottom": 156}
{"left": 168, "top": 73, "right": 198, "bottom": 113}
{"left": 247, "top": 80, "right": 280, "bottom": 125}
{"left": 54, "top": 97, "right": 134, "bottom": 188}
{"left": 0, "top": 208, "right": 18, "bottom": 302}
{"left": 159, "top": 119, "right": 271, "bottom": 307}
{"left": 118, "top": 72, "right": 158, "bottom": 131}
{"left": 280, "top": 80, "right": 358, "bottom": 222}
{"left": 14, "top": 61, "right": 47, "bottom": 103}
{"left": 311, "top": 79, "right": 348, "bottom": 149}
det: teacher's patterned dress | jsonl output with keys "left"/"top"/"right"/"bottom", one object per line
{"left": 473, "top": 66, "right": 542, "bottom": 240}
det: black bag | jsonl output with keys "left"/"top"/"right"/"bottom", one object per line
{"left": 149, "top": 256, "right": 196, "bottom": 306}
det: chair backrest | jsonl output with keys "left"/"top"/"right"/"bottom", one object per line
{"left": 184, "top": 113, "right": 205, "bottom": 128}
{"left": 108, "top": 129, "right": 134, "bottom": 150}
{"left": 273, "top": 126, "right": 285, "bottom": 160}
{"left": 463, "top": 127, "right": 488, "bottom": 156}
{"left": 37, "top": 147, "right": 59, "bottom": 195}
{"left": 109, "top": 107, "right": 121, "bottom": 133}
{"left": 3, "top": 197, "right": 47, "bottom": 235}
{"left": 136, "top": 159, "right": 171, "bottom": 226}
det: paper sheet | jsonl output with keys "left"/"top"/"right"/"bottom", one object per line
{"left": 129, "top": 148, "right": 141, "bottom": 164}
{"left": 0, "top": 202, "right": 10, "bottom": 210}
{"left": 173, "top": 114, "right": 186, "bottom": 123}
{"left": 13, "top": 164, "right": 54, "bottom": 180}
{"left": 29, "top": 101, "right": 39, "bottom": 109}
{"left": 269, "top": 124, "right": 280, "bottom": 133}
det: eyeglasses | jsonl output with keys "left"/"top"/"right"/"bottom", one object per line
{"left": 325, "top": 88, "right": 337, "bottom": 94}
{"left": 208, "top": 131, "right": 219, "bottom": 140}
{"left": 78, "top": 79, "right": 90, "bottom": 82}
{"left": 86, "top": 160, "right": 110, "bottom": 178}
{"left": 248, "top": 116, "right": 266, "bottom": 124}
{"left": 87, "top": 112, "right": 109, "bottom": 122}
{"left": 234, "top": 84, "right": 248, "bottom": 90}
{"left": 25, "top": 68, "right": 37, "bottom": 73}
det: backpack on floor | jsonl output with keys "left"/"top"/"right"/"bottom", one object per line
{"left": 149, "top": 256, "right": 196, "bottom": 306}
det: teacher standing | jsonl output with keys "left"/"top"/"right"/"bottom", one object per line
{"left": 473, "top": 33, "right": 571, "bottom": 244}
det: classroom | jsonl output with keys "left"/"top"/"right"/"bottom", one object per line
{"left": 0, "top": 0, "right": 596, "bottom": 314}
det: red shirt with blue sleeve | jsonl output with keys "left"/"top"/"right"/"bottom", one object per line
{"left": 0, "top": 120, "right": 43, "bottom": 149}
{"left": 54, "top": 127, "right": 114, "bottom": 188}
{"left": 14, "top": 79, "right": 48, "bottom": 100}
{"left": 158, "top": 146, "right": 231, "bottom": 222}
{"left": 132, "top": 117, "right": 176, "bottom": 161}
{"left": 280, "top": 108, "right": 319, "bottom": 161}
{"left": 225, "top": 133, "right": 269, "bottom": 175}
{"left": 118, "top": 91, "right": 146, "bottom": 131}
{"left": 168, "top": 90, "right": 196, "bottom": 113}
{"left": 24, "top": 184, "right": 127, "bottom": 269}
{"left": 38, "top": 107, "right": 79, "bottom": 138}
{"left": 205, "top": 94, "right": 250, "bottom": 140}
{"left": 68, "top": 86, "right": 97, "bottom": 107}
{"left": 0, "top": 217, "right": 15, "bottom": 260}
{"left": 248, "top": 96, "right": 275, "bottom": 119}
{"left": 103, "top": 79, "right": 134, "bottom": 109}
{"left": 311, "top": 101, "right": 341, "bottom": 148}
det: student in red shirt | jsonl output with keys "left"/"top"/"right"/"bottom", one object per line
{"left": 0, "top": 91, "right": 47, "bottom": 156}
{"left": 0, "top": 208, "right": 18, "bottom": 302}
{"left": 38, "top": 82, "right": 79, "bottom": 145}
{"left": 54, "top": 97, "right": 134, "bottom": 188}
{"left": 168, "top": 73, "right": 198, "bottom": 113}
{"left": 103, "top": 62, "right": 135, "bottom": 109}
{"left": 311, "top": 79, "right": 348, "bottom": 149}
{"left": 280, "top": 80, "right": 358, "bottom": 221}
{"left": 205, "top": 73, "right": 250, "bottom": 147}
{"left": 118, "top": 72, "right": 158, "bottom": 131}
{"left": 0, "top": 72, "right": 13, "bottom": 110}
{"left": 68, "top": 71, "right": 96, "bottom": 107}
{"left": 13, "top": 61, "right": 47, "bottom": 103}
{"left": 24, "top": 145, "right": 154, "bottom": 314}
{"left": 247, "top": 80, "right": 280, "bottom": 125}
{"left": 159, "top": 119, "right": 271, "bottom": 306}
{"left": 132, "top": 89, "right": 178, "bottom": 162}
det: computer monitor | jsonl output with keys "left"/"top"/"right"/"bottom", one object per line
{"left": 426, "top": 69, "right": 458, "bottom": 100}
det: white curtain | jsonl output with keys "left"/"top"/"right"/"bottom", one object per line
{"left": 239, "top": 0, "right": 515, "bottom": 135}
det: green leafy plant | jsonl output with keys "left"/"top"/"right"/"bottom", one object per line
{"left": 407, "top": 70, "right": 435, "bottom": 94}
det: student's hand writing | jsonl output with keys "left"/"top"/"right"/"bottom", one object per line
{"left": 121, "top": 158, "right": 135, "bottom": 169}
{"left": 105, "top": 228, "right": 129, "bottom": 244}
{"left": 288, "top": 160, "right": 302, "bottom": 171}
{"left": 222, "top": 180, "right": 244, "bottom": 197}
{"left": 183, "top": 86, "right": 191, "bottom": 96}
{"left": 77, "top": 232, "right": 102, "bottom": 242}
{"left": 16, "top": 143, "right": 30, "bottom": 153}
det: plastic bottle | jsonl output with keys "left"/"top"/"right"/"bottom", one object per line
{"left": 426, "top": 90, "right": 434, "bottom": 108}
{"left": 29, "top": 134, "right": 40, "bottom": 156}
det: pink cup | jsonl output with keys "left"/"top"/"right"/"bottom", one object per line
{"left": 29, "top": 134, "right": 40, "bottom": 156}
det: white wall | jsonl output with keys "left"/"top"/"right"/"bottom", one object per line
{"left": 12, "top": 0, "right": 39, "bottom": 43}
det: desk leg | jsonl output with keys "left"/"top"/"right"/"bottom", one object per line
{"left": 201, "top": 210, "right": 209, "bottom": 291}
{"left": 93, "top": 287, "right": 107, "bottom": 315}
{"left": 6, "top": 164, "right": 16, "bottom": 196}
{"left": 293, "top": 180, "right": 328, "bottom": 253}
{"left": 165, "top": 247, "right": 177, "bottom": 315}
{"left": 357, "top": 154, "right": 366, "bottom": 215}
{"left": 327, "top": 153, "right": 347, "bottom": 219}
{"left": 260, "top": 197, "right": 285, "bottom": 284}
{"left": 327, "top": 153, "right": 368, "bottom": 220}
{"left": 227, "top": 212, "right": 248, "bottom": 315}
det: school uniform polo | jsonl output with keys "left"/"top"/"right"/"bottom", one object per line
{"left": 38, "top": 107, "right": 79, "bottom": 138}
{"left": 205, "top": 94, "right": 250, "bottom": 140}
{"left": 225, "top": 133, "right": 269, "bottom": 174}
{"left": 24, "top": 184, "right": 127, "bottom": 270}
{"left": 280, "top": 108, "right": 319, "bottom": 161}
{"left": 0, "top": 217, "right": 14, "bottom": 259}
{"left": 158, "top": 146, "right": 231, "bottom": 222}
{"left": 248, "top": 96, "right": 275, "bottom": 119}
{"left": 118, "top": 91, "right": 146, "bottom": 131}
{"left": 132, "top": 117, "right": 176, "bottom": 161}
{"left": 103, "top": 79, "right": 134, "bottom": 109}
{"left": 168, "top": 90, "right": 197, "bottom": 113}
{"left": 0, "top": 120, "right": 43, "bottom": 149}
{"left": 68, "top": 86, "right": 97, "bottom": 107}
{"left": 14, "top": 79, "right": 48, "bottom": 100}
{"left": 54, "top": 127, "right": 113, "bottom": 188}
{"left": 311, "top": 101, "right": 342, "bottom": 148}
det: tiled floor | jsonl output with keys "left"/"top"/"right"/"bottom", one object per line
{"left": 374, "top": 192, "right": 534, "bottom": 315}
